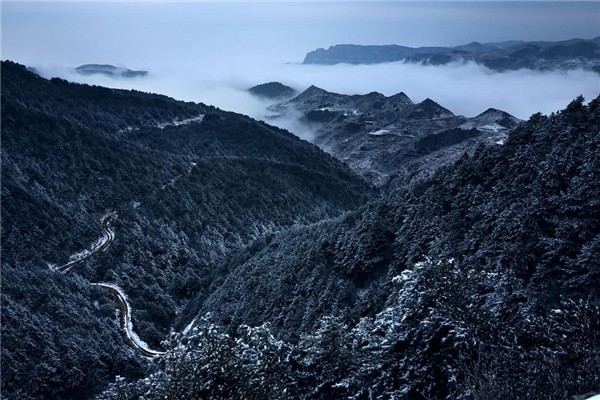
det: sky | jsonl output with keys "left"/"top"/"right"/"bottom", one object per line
{"left": 1, "top": 1, "right": 599, "bottom": 136}
{"left": 3, "top": 0, "right": 599, "bottom": 2}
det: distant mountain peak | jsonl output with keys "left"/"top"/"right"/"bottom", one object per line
{"left": 248, "top": 82, "right": 296, "bottom": 100}
{"left": 75, "top": 64, "right": 148, "bottom": 78}
{"left": 406, "top": 98, "right": 454, "bottom": 119}
{"left": 303, "top": 37, "right": 600, "bottom": 73}
{"left": 419, "top": 98, "right": 447, "bottom": 110}
{"left": 478, "top": 107, "right": 509, "bottom": 116}
{"left": 389, "top": 91, "right": 413, "bottom": 104}
{"left": 304, "top": 85, "right": 328, "bottom": 94}
{"left": 292, "top": 85, "right": 331, "bottom": 101}
{"left": 460, "top": 107, "right": 522, "bottom": 131}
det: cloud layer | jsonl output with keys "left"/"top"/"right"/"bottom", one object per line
{"left": 36, "top": 60, "right": 599, "bottom": 134}
{"left": 4, "top": 1, "right": 599, "bottom": 139}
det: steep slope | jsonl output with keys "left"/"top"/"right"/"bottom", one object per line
{"left": 303, "top": 37, "right": 600, "bottom": 73}
{"left": 176, "top": 96, "right": 598, "bottom": 399}
{"left": 269, "top": 86, "right": 521, "bottom": 189}
{"left": 0, "top": 61, "right": 374, "bottom": 399}
{"left": 100, "top": 96, "right": 600, "bottom": 400}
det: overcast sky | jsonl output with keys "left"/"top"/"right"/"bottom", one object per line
{"left": 3, "top": 0, "right": 599, "bottom": 2}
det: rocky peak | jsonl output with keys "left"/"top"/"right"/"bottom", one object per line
{"left": 388, "top": 91, "right": 413, "bottom": 104}
{"left": 407, "top": 98, "right": 454, "bottom": 119}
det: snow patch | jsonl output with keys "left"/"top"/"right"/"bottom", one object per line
{"left": 182, "top": 318, "right": 197, "bottom": 336}
{"left": 369, "top": 129, "right": 391, "bottom": 136}
{"left": 392, "top": 270, "right": 413, "bottom": 284}
{"left": 478, "top": 123, "right": 503, "bottom": 133}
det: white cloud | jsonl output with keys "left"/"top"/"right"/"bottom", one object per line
{"left": 5, "top": 1, "right": 599, "bottom": 139}
{"left": 33, "top": 60, "right": 599, "bottom": 140}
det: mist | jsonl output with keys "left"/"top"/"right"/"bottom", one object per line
{"left": 31, "top": 60, "right": 598, "bottom": 139}
{"left": 3, "top": 1, "right": 599, "bottom": 140}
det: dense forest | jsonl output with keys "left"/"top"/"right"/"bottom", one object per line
{"left": 104, "top": 96, "right": 600, "bottom": 399}
{"left": 1, "top": 61, "right": 373, "bottom": 399}
{"left": 1, "top": 59, "right": 599, "bottom": 399}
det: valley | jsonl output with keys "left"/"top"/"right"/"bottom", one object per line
{"left": 1, "top": 60, "right": 599, "bottom": 400}
{"left": 2, "top": 2, "right": 599, "bottom": 398}
{"left": 52, "top": 212, "right": 164, "bottom": 358}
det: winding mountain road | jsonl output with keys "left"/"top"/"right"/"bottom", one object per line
{"left": 56, "top": 212, "right": 116, "bottom": 272}
{"left": 54, "top": 212, "right": 164, "bottom": 358}
{"left": 93, "top": 283, "right": 165, "bottom": 357}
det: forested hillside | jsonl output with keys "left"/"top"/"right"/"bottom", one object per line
{"left": 2, "top": 59, "right": 598, "bottom": 400}
{"left": 1, "top": 61, "right": 374, "bottom": 399}
{"left": 104, "top": 96, "right": 600, "bottom": 399}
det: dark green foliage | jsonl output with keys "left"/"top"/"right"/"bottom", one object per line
{"left": 1, "top": 266, "right": 143, "bottom": 399}
{"left": 304, "top": 109, "right": 337, "bottom": 123}
{"left": 104, "top": 259, "right": 598, "bottom": 400}
{"left": 1, "top": 61, "right": 203, "bottom": 133}
{"left": 1, "top": 61, "right": 374, "bottom": 399}
{"left": 415, "top": 128, "right": 480, "bottom": 154}
{"left": 3, "top": 57, "right": 599, "bottom": 399}
{"left": 99, "top": 320, "right": 300, "bottom": 400}
{"left": 193, "top": 96, "right": 600, "bottom": 398}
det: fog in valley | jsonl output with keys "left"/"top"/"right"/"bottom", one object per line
{"left": 3, "top": 1, "right": 599, "bottom": 139}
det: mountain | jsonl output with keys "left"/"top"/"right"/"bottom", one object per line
{"left": 459, "top": 108, "right": 522, "bottom": 133}
{"left": 3, "top": 58, "right": 598, "bottom": 400}
{"left": 248, "top": 82, "right": 297, "bottom": 100}
{"left": 269, "top": 85, "right": 521, "bottom": 189}
{"left": 303, "top": 37, "right": 600, "bottom": 73}
{"left": 0, "top": 61, "right": 374, "bottom": 399}
{"left": 102, "top": 96, "right": 600, "bottom": 400}
{"left": 76, "top": 64, "right": 149, "bottom": 78}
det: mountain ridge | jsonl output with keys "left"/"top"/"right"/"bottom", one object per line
{"left": 303, "top": 37, "right": 600, "bottom": 73}
{"left": 248, "top": 82, "right": 297, "bottom": 100}
{"left": 269, "top": 84, "right": 522, "bottom": 189}
{"left": 76, "top": 64, "right": 148, "bottom": 78}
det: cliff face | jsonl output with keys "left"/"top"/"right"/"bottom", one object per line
{"left": 303, "top": 37, "right": 600, "bottom": 73}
